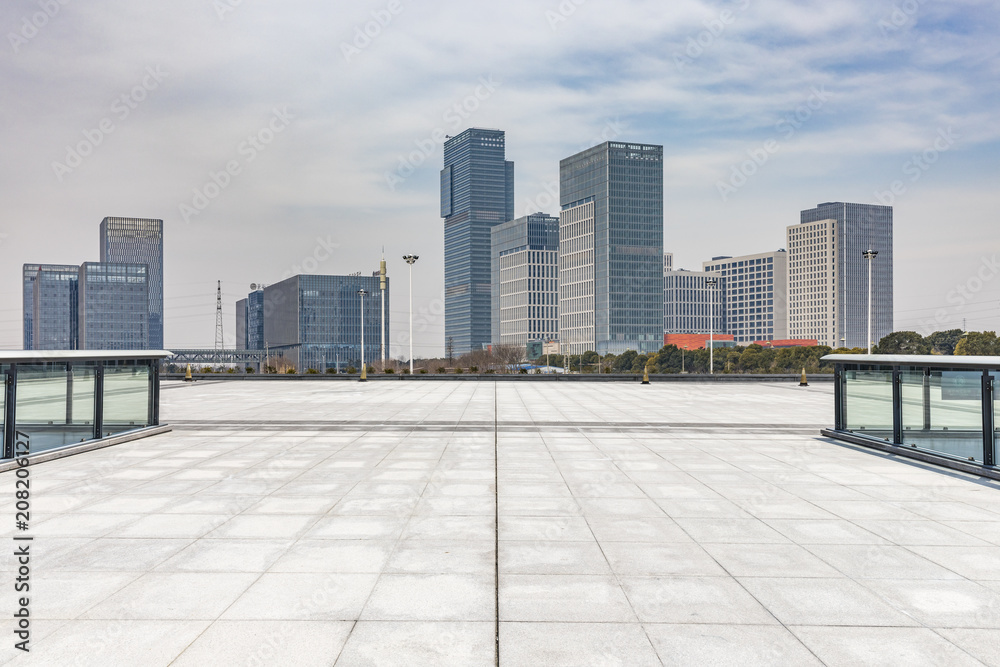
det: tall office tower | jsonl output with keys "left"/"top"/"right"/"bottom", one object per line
{"left": 794, "top": 202, "right": 893, "bottom": 348}
{"left": 236, "top": 289, "right": 265, "bottom": 350}
{"left": 663, "top": 253, "right": 673, "bottom": 272}
{"left": 702, "top": 250, "right": 788, "bottom": 345}
{"left": 100, "top": 217, "right": 163, "bottom": 349}
{"left": 491, "top": 213, "right": 560, "bottom": 347}
{"left": 663, "top": 269, "right": 726, "bottom": 335}
{"left": 441, "top": 128, "right": 514, "bottom": 356}
{"left": 29, "top": 264, "right": 80, "bottom": 350}
{"left": 78, "top": 263, "right": 149, "bottom": 350}
{"left": 558, "top": 142, "right": 664, "bottom": 356}
{"left": 262, "top": 274, "right": 387, "bottom": 371}
{"left": 22, "top": 264, "right": 40, "bottom": 349}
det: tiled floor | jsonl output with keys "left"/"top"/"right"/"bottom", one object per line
{"left": 3, "top": 379, "right": 1000, "bottom": 665}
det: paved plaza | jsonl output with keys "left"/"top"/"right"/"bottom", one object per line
{"left": 4, "top": 380, "right": 1000, "bottom": 665}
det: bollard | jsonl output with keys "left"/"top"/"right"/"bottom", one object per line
{"left": 799, "top": 367, "right": 809, "bottom": 387}
{"left": 642, "top": 366, "right": 650, "bottom": 385}
{"left": 184, "top": 364, "right": 193, "bottom": 382}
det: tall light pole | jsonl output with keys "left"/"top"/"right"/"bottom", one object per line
{"left": 863, "top": 248, "right": 878, "bottom": 354}
{"left": 403, "top": 254, "right": 419, "bottom": 374}
{"left": 706, "top": 277, "right": 718, "bottom": 374}
{"left": 358, "top": 288, "right": 368, "bottom": 382}
{"left": 380, "top": 251, "right": 387, "bottom": 368}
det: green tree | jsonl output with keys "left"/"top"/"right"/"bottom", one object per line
{"left": 954, "top": 331, "right": 1000, "bottom": 356}
{"left": 926, "top": 329, "right": 964, "bottom": 355}
{"left": 613, "top": 350, "right": 638, "bottom": 372}
{"left": 874, "top": 331, "right": 930, "bottom": 354}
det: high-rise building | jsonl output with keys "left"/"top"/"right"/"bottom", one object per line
{"left": 260, "top": 274, "right": 387, "bottom": 371}
{"left": 702, "top": 250, "right": 788, "bottom": 345}
{"left": 558, "top": 142, "right": 664, "bottom": 355}
{"left": 663, "top": 269, "right": 726, "bottom": 336}
{"left": 664, "top": 253, "right": 674, "bottom": 272}
{"left": 100, "top": 217, "right": 164, "bottom": 349}
{"left": 236, "top": 289, "right": 265, "bottom": 350}
{"left": 441, "top": 128, "right": 514, "bottom": 356}
{"left": 30, "top": 264, "right": 80, "bottom": 350}
{"left": 491, "top": 213, "right": 559, "bottom": 347}
{"left": 78, "top": 262, "right": 149, "bottom": 350}
{"left": 22, "top": 264, "right": 40, "bottom": 350}
{"left": 793, "top": 202, "right": 893, "bottom": 348}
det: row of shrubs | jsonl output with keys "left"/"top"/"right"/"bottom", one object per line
{"left": 186, "top": 366, "right": 517, "bottom": 375}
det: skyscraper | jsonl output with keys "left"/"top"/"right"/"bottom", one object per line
{"left": 30, "top": 264, "right": 80, "bottom": 350}
{"left": 491, "top": 213, "right": 559, "bottom": 347}
{"left": 558, "top": 142, "right": 664, "bottom": 355}
{"left": 78, "top": 262, "right": 149, "bottom": 350}
{"left": 236, "top": 289, "right": 265, "bottom": 350}
{"left": 702, "top": 250, "right": 788, "bottom": 345}
{"left": 441, "top": 128, "right": 514, "bottom": 356}
{"left": 663, "top": 269, "right": 726, "bottom": 336}
{"left": 792, "top": 202, "right": 893, "bottom": 348}
{"left": 100, "top": 217, "right": 164, "bottom": 349}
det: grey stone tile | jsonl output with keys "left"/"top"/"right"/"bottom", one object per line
{"left": 501, "top": 574, "right": 635, "bottom": 622}
{"left": 31, "top": 571, "right": 143, "bottom": 620}
{"left": 804, "top": 544, "right": 963, "bottom": 580}
{"left": 501, "top": 622, "right": 661, "bottom": 667}
{"left": 586, "top": 516, "right": 693, "bottom": 543}
{"left": 403, "top": 514, "right": 495, "bottom": 540}
{"left": 672, "top": 518, "right": 791, "bottom": 544}
{"left": 335, "top": 621, "right": 495, "bottom": 666}
{"left": 701, "top": 543, "right": 842, "bottom": 578}
{"left": 27, "top": 620, "right": 209, "bottom": 666}
{"left": 854, "top": 520, "right": 992, "bottom": 546}
{"left": 303, "top": 515, "right": 409, "bottom": 540}
{"left": 603, "top": 542, "right": 728, "bottom": 577}
{"left": 208, "top": 514, "right": 317, "bottom": 539}
{"left": 173, "top": 620, "right": 353, "bottom": 666}
{"left": 499, "top": 516, "right": 594, "bottom": 541}
{"left": 763, "top": 519, "right": 888, "bottom": 545}
{"left": 738, "top": 577, "right": 919, "bottom": 627}
{"left": 793, "top": 626, "right": 982, "bottom": 666}
{"left": 82, "top": 572, "right": 258, "bottom": 620}
{"left": 47, "top": 538, "right": 193, "bottom": 572}
{"left": 645, "top": 624, "right": 823, "bottom": 666}
{"left": 269, "top": 539, "right": 394, "bottom": 573}
{"left": 500, "top": 540, "right": 611, "bottom": 575}
{"left": 909, "top": 546, "right": 1000, "bottom": 581}
{"left": 937, "top": 629, "right": 1000, "bottom": 667}
{"left": 361, "top": 573, "right": 494, "bottom": 621}
{"left": 387, "top": 540, "right": 495, "bottom": 574}
{"left": 222, "top": 573, "right": 379, "bottom": 620}
{"left": 864, "top": 579, "right": 1000, "bottom": 628}
{"left": 620, "top": 576, "right": 776, "bottom": 624}
{"left": 157, "top": 539, "right": 293, "bottom": 572}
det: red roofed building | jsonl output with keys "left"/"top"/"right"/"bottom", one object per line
{"left": 664, "top": 333, "right": 735, "bottom": 350}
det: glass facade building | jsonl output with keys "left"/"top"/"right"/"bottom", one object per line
{"left": 441, "top": 128, "right": 514, "bottom": 356}
{"left": 796, "top": 202, "right": 893, "bottom": 349}
{"left": 236, "top": 289, "right": 265, "bottom": 350}
{"left": 261, "top": 274, "right": 387, "bottom": 371}
{"left": 22, "top": 264, "right": 40, "bottom": 350}
{"left": 78, "top": 263, "right": 150, "bottom": 350}
{"left": 663, "top": 269, "right": 726, "bottom": 336}
{"left": 491, "top": 213, "right": 559, "bottom": 347}
{"left": 100, "top": 217, "right": 164, "bottom": 349}
{"left": 703, "top": 250, "right": 788, "bottom": 345}
{"left": 559, "top": 142, "right": 664, "bottom": 355}
{"left": 28, "top": 264, "right": 80, "bottom": 350}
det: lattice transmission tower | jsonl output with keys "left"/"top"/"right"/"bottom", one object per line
{"left": 215, "top": 280, "right": 224, "bottom": 351}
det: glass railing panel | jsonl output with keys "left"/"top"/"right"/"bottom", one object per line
{"left": 14, "top": 363, "right": 95, "bottom": 454}
{"left": 102, "top": 362, "right": 151, "bottom": 435}
{"left": 1, "top": 365, "right": 6, "bottom": 453}
{"left": 993, "top": 371, "right": 999, "bottom": 465}
{"left": 844, "top": 368, "right": 894, "bottom": 439}
{"left": 899, "top": 369, "right": 984, "bottom": 462}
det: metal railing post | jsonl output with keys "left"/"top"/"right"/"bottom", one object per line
{"left": 3, "top": 365, "right": 16, "bottom": 459}
{"left": 892, "top": 367, "right": 903, "bottom": 445}
{"left": 983, "top": 371, "right": 995, "bottom": 467}
{"left": 94, "top": 362, "right": 104, "bottom": 439}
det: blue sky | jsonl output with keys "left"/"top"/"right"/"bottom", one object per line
{"left": 1, "top": 0, "right": 998, "bottom": 353}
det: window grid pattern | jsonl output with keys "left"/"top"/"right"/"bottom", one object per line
{"left": 702, "top": 251, "right": 788, "bottom": 344}
{"left": 100, "top": 217, "right": 163, "bottom": 349}
{"left": 787, "top": 218, "right": 837, "bottom": 346}
{"left": 663, "top": 270, "right": 726, "bottom": 336}
{"left": 78, "top": 262, "right": 149, "bottom": 350}
{"left": 492, "top": 214, "right": 560, "bottom": 347}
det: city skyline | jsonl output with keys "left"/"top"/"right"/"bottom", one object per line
{"left": 1, "top": 1, "right": 997, "bottom": 355}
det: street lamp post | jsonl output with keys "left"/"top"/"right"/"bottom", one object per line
{"left": 403, "top": 254, "right": 419, "bottom": 375}
{"left": 681, "top": 345, "right": 687, "bottom": 374}
{"left": 706, "top": 277, "right": 718, "bottom": 374}
{"left": 863, "top": 248, "right": 878, "bottom": 354}
{"left": 358, "top": 288, "right": 368, "bottom": 382}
